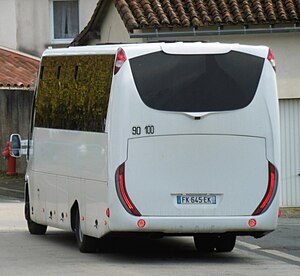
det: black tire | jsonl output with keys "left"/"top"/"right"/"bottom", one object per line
{"left": 25, "top": 190, "right": 47, "bottom": 235}
{"left": 215, "top": 235, "right": 236, "bottom": 252}
{"left": 194, "top": 235, "right": 216, "bottom": 253}
{"left": 74, "top": 208, "right": 98, "bottom": 253}
{"left": 27, "top": 217, "right": 47, "bottom": 235}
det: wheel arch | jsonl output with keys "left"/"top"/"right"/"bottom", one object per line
{"left": 24, "top": 180, "right": 29, "bottom": 220}
{"left": 70, "top": 200, "right": 79, "bottom": 231}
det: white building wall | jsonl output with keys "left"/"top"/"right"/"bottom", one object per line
{"left": 279, "top": 99, "right": 300, "bottom": 207}
{"left": 99, "top": 2, "right": 141, "bottom": 44}
{"left": 79, "top": 0, "right": 98, "bottom": 31}
{"left": 0, "top": 0, "right": 17, "bottom": 49}
{"left": 0, "top": 0, "right": 98, "bottom": 57}
{"left": 15, "top": 0, "right": 49, "bottom": 57}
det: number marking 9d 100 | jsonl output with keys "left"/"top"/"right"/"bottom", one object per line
{"left": 144, "top": 125, "right": 154, "bottom": 135}
{"left": 132, "top": 125, "right": 155, "bottom": 135}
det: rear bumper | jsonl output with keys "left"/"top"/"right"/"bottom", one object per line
{"left": 108, "top": 211, "right": 278, "bottom": 237}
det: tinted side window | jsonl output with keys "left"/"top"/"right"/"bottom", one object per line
{"left": 130, "top": 51, "right": 264, "bottom": 112}
{"left": 35, "top": 55, "right": 114, "bottom": 132}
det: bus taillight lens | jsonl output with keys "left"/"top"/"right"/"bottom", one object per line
{"left": 114, "top": 48, "right": 126, "bottom": 75}
{"left": 115, "top": 163, "right": 141, "bottom": 216}
{"left": 252, "top": 162, "right": 278, "bottom": 216}
{"left": 267, "top": 49, "right": 276, "bottom": 71}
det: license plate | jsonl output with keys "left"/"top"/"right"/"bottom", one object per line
{"left": 177, "top": 195, "right": 216, "bottom": 205}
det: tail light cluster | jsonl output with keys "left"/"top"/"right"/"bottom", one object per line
{"left": 114, "top": 48, "right": 127, "bottom": 75}
{"left": 252, "top": 162, "right": 278, "bottom": 216}
{"left": 267, "top": 49, "right": 276, "bottom": 71}
{"left": 115, "top": 163, "right": 141, "bottom": 216}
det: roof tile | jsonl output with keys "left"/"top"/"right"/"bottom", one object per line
{"left": 71, "top": 0, "right": 300, "bottom": 46}
{"left": 0, "top": 48, "right": 39, "bottom": 88}
{"left": 113, "top": 0, "right": 300, "bottom": 31}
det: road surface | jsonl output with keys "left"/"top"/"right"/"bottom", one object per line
{"left": 0, "top": 201, "right": 299, "bottom": 275}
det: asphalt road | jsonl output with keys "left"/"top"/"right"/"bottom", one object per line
{"left": 239, "top": 218, "right": 300, "bottom": 265}
{"left": 0, "top": 200, "right": 299, "bottom": 275}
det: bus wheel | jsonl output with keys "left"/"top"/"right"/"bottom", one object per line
{"left": 215, "top": 235, "right": 236, "bottom": 252}
{"left": 193, "top": 235, "right": 216, "bottom": 253}
{"left": 25, "top": 192, "right": 47, "bottom": 235}
{"left": 75, "top": 208, "right": 97, "bottom": 253}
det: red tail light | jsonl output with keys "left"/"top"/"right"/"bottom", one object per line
{"left": 267, "top": 49, "right": 276, "bottom": 71}
{"left": 115, "top": 163, "right": 141, "bottom": 216}
{"left": 252, "top": 162, "right": 278, "bottom": 216}
{"left": 114, "top": 48, "right": 126, "bottom": 75}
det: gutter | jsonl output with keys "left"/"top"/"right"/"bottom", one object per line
{"left": 130, "top": 25, "right": 300, "bottom": 38}
{"left": 0, "top": 86, "right": 34, "bottom": 91}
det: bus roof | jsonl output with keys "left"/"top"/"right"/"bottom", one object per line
{"left": 42, "top": 42, "right": 268, "bottom": 59}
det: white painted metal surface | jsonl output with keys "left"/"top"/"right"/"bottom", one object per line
{"left": 279, "top": 99, "right": 300, "bottom": 207}
{"left": 22, "top": 42, "right": 280, "bottom": 245}
{"left": 126, "top": 135, "right": 267, "bottom": 217}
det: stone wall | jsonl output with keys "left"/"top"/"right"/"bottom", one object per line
{"left": 0, "top": 89, "right": 33, "bottom": 174}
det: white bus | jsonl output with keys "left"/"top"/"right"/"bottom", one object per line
{"left": 11, "top": 42, "right": 280, "bottom": 253}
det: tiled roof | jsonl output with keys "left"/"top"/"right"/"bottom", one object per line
{"left": 0, "top": 47, "right": 40, "bottom": 88}
{"left": 71, "top": 0, "right": 300, "bottom": 45}
{"left": 115, "top": 0, "right": 300, "bottom": 31}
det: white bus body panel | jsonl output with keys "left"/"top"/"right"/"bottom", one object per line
{"left": 28, "top": 129, "right": 109, "bottom": 237}
{"left": 107, "top": 43, "right": 280, "bottom": 234}
{"left": 126, "top": 135, "right": 267, "bottom": 217}
{"left": 26, "top": 42, "right": 280, "bottom": 239}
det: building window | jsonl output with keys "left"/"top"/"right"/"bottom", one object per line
{"left": 50, "top": 0, "right": 79, "bottom": 43}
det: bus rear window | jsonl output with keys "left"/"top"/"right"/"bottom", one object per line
{"left": 130, "top": 51, "right": 264, "bottom": 112}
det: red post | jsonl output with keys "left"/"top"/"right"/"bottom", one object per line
{"left": 2, "top": 141, "right": 17, "bottom": 176}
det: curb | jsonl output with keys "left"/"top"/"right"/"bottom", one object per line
{"left": 0, "top": 172, "right": 24, "bottom": 200}
{"left": 279, "top": 207, "right": 300, "bottom": 218}
{"left": 0, "top": 186, "right": 24, "bottom": 200}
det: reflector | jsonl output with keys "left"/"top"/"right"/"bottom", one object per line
{"left": 248, "top": 219, "right": 257, "bottom": 228}
{"left": 137, "top": 219, "right": 146, "bottom": 228}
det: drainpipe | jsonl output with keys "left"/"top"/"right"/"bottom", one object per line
{"left": 130, "top": 24, "right": 300, "bottom": 39}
